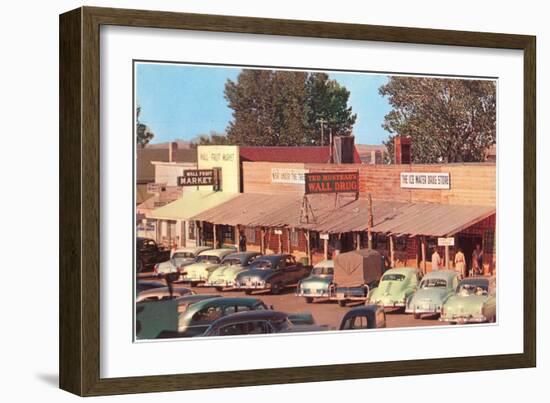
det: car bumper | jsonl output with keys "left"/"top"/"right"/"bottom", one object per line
{"left": 234, "top": 282, "right": 268, "bottom": 290}
{"left": 204, "top": 280, "right": 235, "bottom": 288}
{"left": 296, "top": 290, "right": 330, "bottom": 298}
{"left": 406, "top": 307, "right": 442, "bottom": 315}
{"left": 439, "top": 315, "right": 488, "bottom": 324}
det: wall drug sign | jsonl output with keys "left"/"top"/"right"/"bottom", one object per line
{"left": 305, "top": 172, "right": 359, "bottom": 195}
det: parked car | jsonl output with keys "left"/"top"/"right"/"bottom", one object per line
{"left": 367, "top": 267, "right": 424, "bottom": 311}
{"left": 202, "top": 310, "right": 328, "bottom": 336}
{"left": 136, "top": 237, "right": 171, "bottom": 273}
{"left": 329, "top": 249, "right": 384, "bottom": 306}
{"left": 204, "top": 252, "right": 262, "bottom": 290}
{"left": 180, "top": 248, "right": 237, "bottom": 285}
{"left": 440, "top": 276, "right": 497, "bottom": 324}
{"left": 136, "top": 279, "right": 166, "bottom": 293}
{"left": 154, "top": 246, "right": 212, "bottom": 275}
{"left": 339, "top": 305, "right": 387, "bottom": 330}
{"left": 136, "top": 286, "right": 194, "bottom": 302}
{"left": 405, "top": 270, "right": 460, "bottom": 319}
{"left": 178, "top": 296, "right": 270, "bottom": 337}
{"left": 234, "top": 254, "right": 310, "bottom": 294}
{"left": 296, "top": 260, "right": 334, "bottom": 303}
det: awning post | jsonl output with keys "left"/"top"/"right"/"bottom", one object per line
{"left": 324, "top": 237, "right": 328, "bottom": 260}
{"left": 421, "top": 236, "right": 427, "bottom": 273}
{"left": 389, "top": 235, "right": 395, "bottom": 268}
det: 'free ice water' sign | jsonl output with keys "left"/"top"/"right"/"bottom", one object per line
{"left": 400, "top": 172, "right": 450, "bottom": 189}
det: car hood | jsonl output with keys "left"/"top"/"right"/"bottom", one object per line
{"left": 372, "top": 280, "right": 408, "bottom": 297}
{"left": 411, "top": 287, "right": 451, "bottom": 303}
{"left": 443, "top": 294, "right": 488, "bottom": 313}
{"left": 235, "top": 269, "right": 273, "bottom": 281}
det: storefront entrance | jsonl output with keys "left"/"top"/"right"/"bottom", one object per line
{"left": 457, "top": 234, "right": 483, "bottom": 276}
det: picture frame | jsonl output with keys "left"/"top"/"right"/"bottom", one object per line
{"left": 59, "top": 6, "right": 536, "bottom": 396}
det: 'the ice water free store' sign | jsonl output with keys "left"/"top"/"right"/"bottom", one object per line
{"left": 400, "top": 172, "right": 451, "bottom": 189}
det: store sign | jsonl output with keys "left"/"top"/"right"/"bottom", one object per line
{"left": 438, "top": 237, "right": 455, "bottom": 246}
{"left": 271, "top": 168, "right": 309, "bottom": 184}
{"left": 320, "top": 233, "right": 330, "bottom": 240}
{"left": 273, "top": 229, "right": 283, "bottom": 235}
{"left": 305, "top": 172, "right": 359, "bottom": 194}
{"left": 400, "top": 172, "right": 450, "bottom": 189}
{"left": 177, "top": 169, "right": 215, "bottom": 186}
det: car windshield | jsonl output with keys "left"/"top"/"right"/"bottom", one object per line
{"left": 312, "top": 267, "right": 334, "bottom": 275}
{"left": 195, "top": 255, "right": 221, "bottom": 264}
{"left": 382, "top": 274, "right": 406, "bottom": 282}
{"left": 249, "top": 260, "right": 273, "bottom": 270}
{"left": 420, "top": 278, "right": 447, "bottom": 288}
{"left": 457, "top": 283, "right": 488, "bottom": 296}
{"left": 173, "top": 252, "right": 194, "bottom": 259}
{"left": 222, "top": 258, "right": 242, "bottom": 266}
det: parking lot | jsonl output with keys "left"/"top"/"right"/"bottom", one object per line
{"left": 141, "top": 273, "right": 447, "bottom": 330}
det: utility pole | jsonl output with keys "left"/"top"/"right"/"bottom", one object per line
{"left": 316, "top": 118, "right": 327, "bottom": 146}
{"left": 367, "top": 193, "right": 374, "bottom": 249}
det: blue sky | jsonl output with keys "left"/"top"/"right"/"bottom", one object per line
{"left": 136, "top": 63, "right": 392, "bottom": 145}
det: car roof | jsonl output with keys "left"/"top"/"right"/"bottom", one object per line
{"left": 458, "top": 276, "right": 493, "bottom": 287}
{"left": 382, "top": 267, "right": 419, "bottom": 276}
{"left": 223, "top": 252, "right": 261, "bottom": 260}
{"left": 173, "top": 246, "right": 211, "bottom": 254}
{"left": 422, "top": 270, "right": 458, "bottom": 281}
{"left": 138, "top": 286, "right": 191, "bottom": 297}
{"left": 254, "top": 254, "right": 288, "bottom": 262}
{"left": 188, "top": 296, "right": 264, "bottom": 311}
{"left": 209, "top": 310, "right": 288, "bottom": 327}
{"left": 175, "top": 294, "right": 221, "bottom": 304}
{"left": 200, "top": 248, "right": 237, "bottom": 257}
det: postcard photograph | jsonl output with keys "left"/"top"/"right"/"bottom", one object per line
{"left": 134, "top": 61, "right": 497, "bottom": 341}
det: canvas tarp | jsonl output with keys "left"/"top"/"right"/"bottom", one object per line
{"left": 333, "top": 249, "right": 383, "bottom": 287}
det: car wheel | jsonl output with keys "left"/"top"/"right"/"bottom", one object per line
{"left": 136, "top": 259, "right": 145, "bottom": 273}
{"left": 305, "top": 297, "right": 313, "bottom": 304}
{"left": 244, "top": 290, "right": 253, "bottom": 295}
{"left": 271, "top": 283, "right": 282, "bottom": 295}
{"left": 215, "top": 286, "right": 224, "bottom": 292}
{"left": 338, "top": 300, "right": 347, "bottom": 307}
{"left": 414, "top": 313, "right": 421, "bottom": 319}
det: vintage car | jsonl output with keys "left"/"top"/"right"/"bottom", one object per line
{"left": 234, "top": 254, "right": 310, "bottom": 294}
{"left": 329, "top": 249, "right": 384, "bottom": 306}
{"left": 154, "top": 246, "right": 212, "bottom": 275}
{"left": 405, "top": 270, "right": 460, "bottom": 319}
{"left": 178, "top": 296, "right": 270, "bottom": 337}
{"left": 440, "top": 276, "right": 497, "bottom": 324}
{"left": 136, "top": 286, "right": 194, "bottom": 303}
{"left": 296, "top": 260, "right": 334, "bottom": 303}
{"left": 204, "top": 252, "right": 262, "bottom": 290}
{"left": 180, "top": 248, "right": 237, "bottom": 285}
{"left": 136, "top": 279, "right": 166, "bottom": 293}
{"left": 136, "top": 237, "right": 171, "bottom": 273}
{"left": 339, "top": 305, "right": 387, "bottom": 330}
{"left": 367, "top": 267, "right": 424, "bottom": 311}
{"left": 202, "top": 310, "right": 328, "bottom": 336}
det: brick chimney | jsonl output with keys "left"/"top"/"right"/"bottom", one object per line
{"left": 168, "top": 141, "right": 178, "bottom": 162}
{"left": 394, "top": 136, "right": 411, "bottom": 164}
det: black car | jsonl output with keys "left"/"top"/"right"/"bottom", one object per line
{"left": 234, "top": 254, "right": 310, "bottom": 294}
{"left": 203, "top": 310, "right": 327, "bottom": 336}
{"left": 339, "top": 305, "right": 387, "bottom": 330}
{"left": 136, "top": 237, "right": 171, "bottom": 273}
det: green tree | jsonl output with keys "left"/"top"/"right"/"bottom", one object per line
{"left": 224, "top": 70, "right": 356, "bottom": 146}
{"left": 190, "top": 131, "right": 232, "bottom": 148}
{"left": 379, "top": 77, "right": 496, "bottom": 163}
{"left": 136, "top": 105, "right": 154, "bottom": 148}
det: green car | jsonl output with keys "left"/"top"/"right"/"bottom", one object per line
{"left": 440, "top": 276, "right": 497, "bottom": 324}
{"left": 405, "top": 270, "right": 460, "bottom": 319}
{"left": 181, "top": 248, "right": 237, "bottom": 285}
{"left": 367, "top": 267, "right": 423, "bottom": 311}
{"left": 204, "top": 252, "right": 261, "bottom": 290}
{"left": 178, "top": 296, "right": 270, "bottom": 337}
{"left": 296, "top": 260, "right": 334, "bottom": 303}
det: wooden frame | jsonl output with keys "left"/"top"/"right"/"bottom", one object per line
{"left": 59, "top": 6, "right": 536, "bottom": 396}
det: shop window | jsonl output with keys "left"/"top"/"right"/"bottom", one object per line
{"left": 374, "top": 234, "right": 388, "bottom": 250}
{"left": 310, "top": 232, "right": 322, "bottom": 252}
{"left": 188, "top": 221, "right": 196, "bottom": 240}
{"left": 395, "top": 236, "right": 407, "bottom": 251}
{"left": 245, "top": 227, "right": 256, "bottom": 244}
{"left": 483, "top": 230, "right": 495, "bottom": 254}
{"left": 222, "top": 225, "right": 235, "bottom": 245}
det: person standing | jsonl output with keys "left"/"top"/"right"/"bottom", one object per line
{"left": 472, "top": 244, "right": 484, "bottom": 275}
{"left": 239, "top": 231, "right": 247, "bottom": 252}
{"left": 454, "top": 248, "right": 466, "bottom": 278}
{"left": 431, "top": 249, "right": 443, "bottom": 271}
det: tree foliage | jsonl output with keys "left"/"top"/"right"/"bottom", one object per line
{"left": 136, "top": 105, "right": 154, "bottom": 148}
{"left": 221, "top": 70, "right": 356, "bottom": 146}
{"left": 190, "top": 131, "right": 232, "bottom": 148}
{"left": 379, "top": 77, "right": 496, "bottom": 163}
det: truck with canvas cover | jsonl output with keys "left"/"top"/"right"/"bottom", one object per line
{"left": 329, "top": 249, "right": 384, "bottom": 307}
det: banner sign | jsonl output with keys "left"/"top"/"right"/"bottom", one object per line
{"left": 178, "top": 169, "right": 214, "bottom": 186}
{"left": 271, "top": 168, "right": 309, "bottom": 184}
{"left": 400, "top": 172, "right": 450, "bottom": 189}
{"left": 305, "top": 172, "right": 359, "bottom": 194}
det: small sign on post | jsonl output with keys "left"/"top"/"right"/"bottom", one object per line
{"left": 320, "top": 233, "right": 329, "bottom": 240}
{"left": 273, "top": 229, "right": 283, "bottom": 235}
{"left": 437, "top": 237, "right": 455, "bottom": 246}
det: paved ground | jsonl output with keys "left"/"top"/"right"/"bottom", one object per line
{"left": 137, "top": 271, "right": 449, "bottom": 330}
